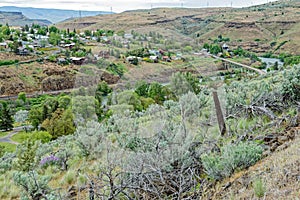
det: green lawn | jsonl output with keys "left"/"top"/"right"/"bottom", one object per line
{"left": 11, "top": 131, "right": 29, "bottom": 143}
{"left": 0, "top": 142, "right": 16, "bottom": 152}
{"left": 0, "top": 131, "right": 9, "bottom": 138}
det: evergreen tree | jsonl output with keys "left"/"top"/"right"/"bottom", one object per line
{"left": 0, "top": 102, "right": 14, "bottom": 131}
{"left": 14, "top": 140, "right": 38, "bottom": 172}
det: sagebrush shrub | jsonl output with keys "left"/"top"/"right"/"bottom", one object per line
{"left": 202, "top": 142, "right": 263, "bottom": 180}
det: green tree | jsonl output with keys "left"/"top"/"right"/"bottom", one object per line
{"left": 209, "top": 44, "right": 222, "bottom": 55}
{"left": 84, "top": 30, "right": 92, "bottom": 36}
{"left": 58, "top": 95, "right": 71, "bottom": 109}
{"left": 24, "top": 24, "right": 29, "bottom": 32}
{"left": 9, "top": 40, "right": 21, "bottom": 53}
{"left": 203, "top": 43, "right": 210, "bottom": 49}
{"left": 49, "top": 26, "right": 59, "bottom": 33}
{"left": 49, "top": 32, "right": 61, "bottom": 46}
{"left": 14, "top": 140, "right": 38, "bottom": 172}
{"left": 28, "top": 105, "right": 43, "bottom": 130}
{"left": 140, "top": 97, "right": 155, "bottom": 110}
{"left": 117, "top": 90, "right": 143, "bottom": 111}
{"left": 30, "top": 28, "right": 34, "bottom": 34}
{"left": 131, "top": 57, "right": 139, "bottom": 65}
{"left": 148, "top": 82, "right": 166, "bottom": 104}
{"left": 0, "top": 102, "right": 14, "bottom": 131}
{"left": 96, "top": 81, "right": 112, "bottom": 101}
{"left": 135, "top": 80, "right": 149, "bottom": 97}
{"left": 2, "top": 25, "right": 11, "bottom": 36}
{"left": 42, "top": 108, "right": 75, "bottom": 139}
{"left": 37, "top": 27, "right": 47, "bottom": 36}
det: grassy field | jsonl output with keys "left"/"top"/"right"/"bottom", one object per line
{"left": 0, "top": 142, "right": 16, "bottom": 152}
{"left": 11, "top": 132, "right": 28, "bottom": 143}
{"left": 0, "top": 132, "right": 9, "bottom": 138}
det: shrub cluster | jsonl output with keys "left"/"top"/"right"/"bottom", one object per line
{"left": 202, "top": 142, "right": 263, "bottom": 180}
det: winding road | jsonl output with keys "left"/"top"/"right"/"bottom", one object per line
{"left": 0, "top": 127, "right": 24, "bottom": 144}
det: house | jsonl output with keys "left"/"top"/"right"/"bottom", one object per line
{"left": 17, "top": 47, "right": 29, "bottom": 56}
{"left": 222, "top": 43, "right": 229, "bottom": 51}
{"left": 70, "top": 57, "right": 85, "bottom": 65}
{"left": 36, "top": 35, "right": 49, "bottom": 40}
{"left": 159, "top": 49, "right": 166, "bottom": 55}
{"left": 0, "top": 42, "right": 8, "bottom": 49}
{"left": 176, "top": 53, "right": 182, "bottom": 58}
{"left": 149, "top": 55, "right": 159, "bottom": 63}
{"left": 21, "top": 41, "right": 30, "bottom": 46}
{"left": 59, "top": 41, "right": 65, "bottom": 47}
{"left": 149, "top": 49, "right": 161, "bottom": 56}
{"left": 126, "top": 56, "right": 137, "bottom": 62}
{"left": 126, "top": 56, "right": 141, "bottom": 64}
{"left": 124, "top": 34, "right": 133, "bottom": 39}
{"left": 162, "top": 56, "right": 171, "bottom": 62}
{"left": 64, "top": 43, "right": 76, "bottom": 49}
{"left": 57, "top": 58, "right": 68, "bottom": 65}
{"left": 33, "top": 40, "right": 42, "bottom": 48}
{"left": 101, "top": 36, "right": 109, "bottom": 42}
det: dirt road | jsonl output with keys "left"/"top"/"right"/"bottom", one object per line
{"left": 209, "top": 54, "right": 266, "bottom": 75}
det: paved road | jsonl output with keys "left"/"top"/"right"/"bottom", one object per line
{"left": 0, "top": 127, "right": 24, "bottom": 144}
{"left": 209, "top": 54, "right": 266, "bottom": 75}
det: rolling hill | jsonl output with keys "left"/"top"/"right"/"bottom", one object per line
{"left": 57, "top": 0, "right": 300, "bottom": 55}
{"left": 0, "top": 11, "right": 51, "bottom": 26}
{"left": 0, "top": 6, "right": 113, "bottom": 24}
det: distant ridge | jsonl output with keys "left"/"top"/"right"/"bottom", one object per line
{"left": 57, "top": 0, "right": 300, "bottom": 55}
{"left": 0, "top": 6, "right": 113, "bottom": 24}
{"left": 0, "top": 11, "right": 51, "bottom": 26}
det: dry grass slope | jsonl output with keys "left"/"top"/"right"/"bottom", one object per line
{"left": 57, "top": 0, "right": 300, "bottom": 55}
{"left": 212, "top": 129, "right": 300, "bottom": 199}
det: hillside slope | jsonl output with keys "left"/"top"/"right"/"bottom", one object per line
{"left": 57, "top": 0, "right": 300, "bottom": 55}
{"left": 212, "top": 128, "right": 300, "bottom": 199}
{"left": 0, "top": 11, "right": 51, "bottom": 26}
{"left": 0, "top": 6, "right": 113, "bottom": 24}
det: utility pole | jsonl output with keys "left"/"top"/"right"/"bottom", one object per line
{"left": 111, "top": 7, "right": 113, "bottom": 14}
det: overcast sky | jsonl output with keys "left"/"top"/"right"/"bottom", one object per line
{"left": 0, "top": 0, "right": 278, "bottom": 13}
